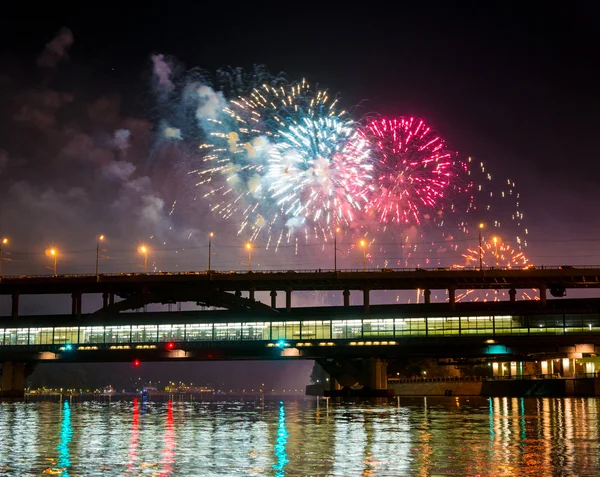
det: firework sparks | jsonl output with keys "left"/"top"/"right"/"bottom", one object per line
{"left": 454, "top": 239, "right": 538, "bottom": 301}
{"left": 361, "top": 117, "right": 469, "bottom": 227}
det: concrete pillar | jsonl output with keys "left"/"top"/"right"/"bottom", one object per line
{"left": 109, "top": 293, "right": 115, "bottom": 305}
{"left": 492, "top": 362, "right": 500, "bottom": 377}
{"left": 248, "top": 288, "right": 255, "bottom": 302}
{"left": 448, "top": 287, "right": 456, "bottom": 310}
{"left": 368, "top": 359, "right": 388, "bottom": 390}
{"left": 562, "top": 358, "right": 574, "bottom": 378}
{"left": 71, "top": 293, "right": 78, "bottom": 315}
{"left": 343, "top": 289, "right": 350, "bottom": 307}
{"left": 363, "top": 288, "right": 370, "bottom": 314}
{"left": 423, "top": 289, "right": 431, "bottom": 304}
{"left": 539, "top": 285, "right": 547, "bottom": 306}
{"left": 11, "top": 293, "right": 19, "bottom": 318}
{"left": 286, "top": 288, "right": 292, "bottom": 313}
{"left": 270, "top": 290, "right": 277, "bottom": 309}
{"left": 0, "top": 362, "right": 26, "bottom": 398}
{"left": 76, "top": 292, "right": 82, "bottom": 316}
{"left": 102, "top": 292, "right": 109, "bottom": 309}
{"left": 509, "top": 288, "right": 516, "bottom": 302}
{"left": 510, "top": 362, "right": 517, "bottom": 376}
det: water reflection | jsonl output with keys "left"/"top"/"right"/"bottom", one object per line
{"left": 273, "top": 401, "right": 289, "bottom": 476}
{"left": 57, "top": 399, "right": 72, "bottom": 476}
{"left": 0, "top": 397, "right": 598, "bottom": 476}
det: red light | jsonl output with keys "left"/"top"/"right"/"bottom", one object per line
{"left": 133, "top": 359, "right": 141, "bottom": 367}
{"left": 166, "top": 342, "right": 176, "bottom": 351}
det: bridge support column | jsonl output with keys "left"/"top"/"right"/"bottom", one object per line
{"left": 363, "top": 288, "right": 370, "bottom": 314}
{"left": 71, "top": 293, "right": 82, "bottom": 316}
{"left": 102, "top": 292, "right": 109, "bottom": 309}
{"left": 343, "top": 289, "right": 350, "bottom": 307}
{"left": 0, "top": 362, "right": 26, "bottom": 398}
{"left": 286, "top": 288, "right": 292, "bottom": 313}
{"left": 509, "top": 288, "right": 516, "bottom": 302}
{"left": 248, "top": 288, "right": 255, "bottom": 302}
{"left": 423, "top": 289, "right": 431, "bottom": 304}
{"left": 109, "top": 293, "right": 115, "bottom": 305}
{"left": 562, "top": 358, "right": 575, "bottom": 378}
{"left": 448, "top": 287, "right": 456, "bottom": 310}
{"left": 11, "top": 293, "right": 19, "bottom": 318}
{"left": 270, "top": 290, "right": 277, "bottom": 309}
{"left": 368, "top": 359, "right": 388, "bottom": 390}
{"left": 539, "top": 285, "right": 547, "bottom": 306}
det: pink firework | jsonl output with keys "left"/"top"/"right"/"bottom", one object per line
{"left": 362, "top": 117, "right": 468, "bottom": 226}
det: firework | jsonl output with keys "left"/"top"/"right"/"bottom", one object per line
{"left": 360, "top": 117, "right": 469, "bottom": 227}
{"left": 266, "top": 116, "right": 372, "bottom": 240}
{"left": 454, "top": 239, "right": 537, "bottom": 301}
{"left": 192, "top": 79, "right": 366, "bottom": 245}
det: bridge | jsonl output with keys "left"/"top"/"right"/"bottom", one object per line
{"left": 1, "top": 268, "right": 600, "bottom": 397}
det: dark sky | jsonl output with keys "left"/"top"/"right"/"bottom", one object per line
{"left": 1, "top": 2, "right": 599, "bottom": 387}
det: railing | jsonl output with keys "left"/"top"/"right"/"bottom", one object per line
{"left": 2, "top": 265, "right": 600, "bottom": 281}
{"left": 389, "top": 376, "right": 485, "bottom": 384}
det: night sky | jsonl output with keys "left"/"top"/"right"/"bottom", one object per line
{"left": 1, "top": 2, "right": 599, "bottom": 388}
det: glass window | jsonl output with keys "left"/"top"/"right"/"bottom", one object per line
{"left": 132, "top": 325, "right": 157, "bottom": 343}
{"left": 241, "top": 322, "right": 269, "bottom": 340}
{"left": 332, "top": 320, "right": 362, "bottom": 340}
{"left": 4, "top": 328, "right": 29, "bottom": 345}
{"left": 53, "top": 327, "right": 79, "bottom": 345}
{"left": 301, "top": 321, "right": 331, "bottom": 340}
{"left": 363, "top": 319, "right": 394, "bottom": 337}
{"left": 185, "top": 324, "right": 213, "bottom": 341}
{"left": 80, "top": 326, "right": 105, "bottom": 344}
{"left": 214, "top": 323, "right": 242, "bottom": 341}
{"left": 105, "top": 326, "right": 131, "bottom": 344}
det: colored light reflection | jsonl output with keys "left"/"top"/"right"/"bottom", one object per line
{"left": 273, "top": 401, "right": 289, "bottom": 476}
{"left": 57, "top": 400, "right": 72, "bottom": 477}
{"left": 127, "top": 398, "right": 140, "bottom": 474}
{"left": 159, "top": 401, "right": 175, "bottom": 476}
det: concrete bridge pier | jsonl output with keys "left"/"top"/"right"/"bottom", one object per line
{"left": 363, "top": 288, "right": 370, "bottom": 313}
{"left": 0, "top": 362, "right": 29, "bottom": 398}
{"left": 343, "top": 289, "right": 350, "bottom": 307}
{"left": 71, "top": 292, "right": 82, "bottom": 316}
{"left": 509, "top": 288, "right": 517, "bottom": 302}
{"left": 11, "top": 293, "right": 19, "bottom": 318}
{"left": 540, "top": 285, "right": 547, "bottom": 306}
{"left": 368, "top": 358, "right": 388, "bottom": 390}
{"left": 448, "top": 287, "right": 456, "bottom": 310}
{"left": 286, "top": 288, "right": 292, "bottom": 312}
{"left": 423, "top": 289, "right": 431, "bottom": 304}
{"left": 270, "top": 290, "right": 277, "bottom": 309}
{"left": 102, "top": 292, "right": 109, "bottom": 308}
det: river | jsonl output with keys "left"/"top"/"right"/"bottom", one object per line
{"left": 0, "top": 396, "right": 598, "bottom": 476}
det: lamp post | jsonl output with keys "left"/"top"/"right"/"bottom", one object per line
{"left": 478, "top": 223, "right": 484, "bottom": 270}
{"left": 208, "top": 232, "right": 214, "bottom": 271}
{"left": 49, "top": 248, "right": 57, "bottom": 275}
{"left": 360, "top": 239, "right": 367, "bottom": 271}
{"left": 138, "top": 245, "right": 148, "bottom": 273}
{"left": 245, "top": 242, "right": 252, "bottom": 272}
{"left": 334, "top": 227, "right": 340, "bottom": 272}
{"left": 0, "top": 238, "right": 7, "bottom": 277}
{"left": 492, "top": 236, "right": 499, "bottom": 267}
{"left": 96, "top": 235, "right": 104, "bottom": 276}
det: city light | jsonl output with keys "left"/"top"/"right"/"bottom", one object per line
{"left": 138, "top": 245, "right": 148, "bottom": 273}
{"left": 359, "top": 239, "right": 367, "bottom": 271}
{"left": 245, "top": 242, "right": 252, "bottom": 271}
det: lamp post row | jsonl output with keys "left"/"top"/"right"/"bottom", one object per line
{"left": 0, "top": 230, "right": 501, "bottom": 276}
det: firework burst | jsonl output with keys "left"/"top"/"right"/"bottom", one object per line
{"left": 361, "top": 117, "right": 469, "bottom": 227}
{"left": 267, "top": 116, "right": 372, "bottom": 240}
{"left": 454, "top": 239, "right": 537, "bottom": 301}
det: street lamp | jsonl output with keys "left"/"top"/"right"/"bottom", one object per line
{"left": 138, "top": 245, "right": 148, "bottom": 273}
{"left": 48, "top": 248, "right": 57, "bottom": 275}
{"left": 478, "top": 223, "right": 484, "bottom": 270}
{"left": 492, "top": 236, "right": 500, "bottom": 267}
{"left": 0, "top": 238, "right": 7, "bottom": 277}
{"left": 245, "top": 242, "right": 252, "bottom": 271}
{"left": 208, "top": 232, "right": 214, "bottom": 271}
{"left": 334, "top": 227, "right": 340, "bottom": 272}
{"left": 96, "top": 235, "right": 105, "bottom": 276}
{"left": 359, "top": 239, "right": 367, "bottom": 271}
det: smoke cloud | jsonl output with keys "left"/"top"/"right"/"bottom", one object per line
{"left": 37, "top": 28, "right": 74, "bottom": 68}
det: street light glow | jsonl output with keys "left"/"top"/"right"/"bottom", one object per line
{"left": 139, "top": 245, "right": 148, "bottom": 254}
{"left": 360, "top": 239, "right": 366, "bottom": 248}
{"left": 245, "top": 242, "right": 252, "bottom": 250}
{"left": 2, "top": 238, "right": 7, "bottom": 245}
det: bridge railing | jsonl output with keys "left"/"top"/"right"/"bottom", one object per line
{"left": 2, "top": 265, "right": 600, "bottom": 281}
